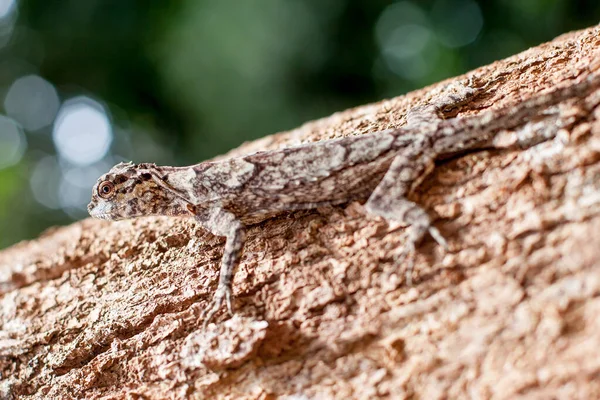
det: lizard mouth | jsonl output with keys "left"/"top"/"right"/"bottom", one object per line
{"left": 90, "top": 212, "right": 113, "bottom": 220}
{"left": 88, "top": 206, "right": 117, "bottom": 220}
{"left": 88, "top": 201, "right": 120, "bottom": 220}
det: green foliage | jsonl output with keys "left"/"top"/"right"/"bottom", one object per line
{"left": 0, "top": 164, "right": 26, "bottom": 249}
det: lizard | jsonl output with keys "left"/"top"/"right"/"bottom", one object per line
{"left": 88, "top": 71, "right": 600, "bottom": 327}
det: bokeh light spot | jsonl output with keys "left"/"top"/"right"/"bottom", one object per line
{"left": 0, "top": 115, "right": 26, "bottom": 169}
{"left": 375, "top": 2, "right": 437, "bottom": 81}
{"left": 432, "top": 0, "right": 483, "bottom": 48}
{"left": 0, "top": 0, "right": 15, "bottom": 19}
{"left": 59, "top": 166, "right": 103, "bottom": 218}
{"left": 382, "top": 24, "right": 432, "bottom": 60}
{"left": 4, "top": 75, "right": 60, "bottom": 131}
{"left": 30, "top": 156, "right": 62, "bottom": 209}
{"left": 375, "top": 1, "right": 428, "bottom": 47}
{"left": 53, "top": 97, "right": 113, "bottom": 166}
{"left": 384, "top": 52, "right": 437, "bottom": 81}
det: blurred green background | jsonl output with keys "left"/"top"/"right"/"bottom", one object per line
{"left": 0, "top": 0, "right": 598, "bottom": 249}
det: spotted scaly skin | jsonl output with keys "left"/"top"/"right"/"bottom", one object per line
{"left": 88, "top": 73, "right": 600, "bottom": 328}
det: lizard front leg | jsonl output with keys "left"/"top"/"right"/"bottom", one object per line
{"left": 196, "top": 208, "right": 246, "bottom": 328}
{"left": 365, "top": 140, "right": 447, "bottom": 284}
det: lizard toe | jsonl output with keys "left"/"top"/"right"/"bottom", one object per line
{"left": 428, "top": 226, "right": 448, "bottom": 250}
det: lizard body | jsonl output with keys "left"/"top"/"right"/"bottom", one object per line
{"left": 88, "top": 73, "right": 600, "bottom": 326}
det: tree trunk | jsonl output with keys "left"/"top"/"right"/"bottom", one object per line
{"left": 2, "top": 25, "right": 600, "bottom": 400}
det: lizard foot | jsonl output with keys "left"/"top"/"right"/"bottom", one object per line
{"left": 392, "top": 240, "right": 416, "bottom": 286}
{"left": 200, "top": 286, "right": 233, "bottom": 330}
{"left": 395, "top": 226, "right": 448, "bottom": 286}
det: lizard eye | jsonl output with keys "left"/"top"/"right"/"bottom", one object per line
{"left": 98, "top": 181, "right": 115, "bottom": 198}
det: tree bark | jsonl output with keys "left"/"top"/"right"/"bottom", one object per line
{"left": 2, "top": 25, "right": 600, "bottom": 400}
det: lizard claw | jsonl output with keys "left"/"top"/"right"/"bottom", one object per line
{"left": 395, "top": 226, "right": 447, "bottom": 286}
{"left": 200, "top": 286, "right": 233, "bottom": 330}
{"left": 428, "top": 226, "right": 448, "bottom": 250}
{"left": 392, "top": 249, "right": 416, "bottom": 286}
{"left": 403, "top": 241, "right": 416, "bottom": 285}
{"left": 224, "top": 288, "right": 233, "bottom": 316}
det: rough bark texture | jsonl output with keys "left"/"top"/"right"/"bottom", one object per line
{"left": 2, "top": 26, "right": 600, "bottom": 400}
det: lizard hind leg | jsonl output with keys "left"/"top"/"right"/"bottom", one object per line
{"left": 365, "top": 150, "right": 447, "bottom": 284}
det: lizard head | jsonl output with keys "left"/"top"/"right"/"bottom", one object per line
{"left": 88, "top": 162, "right": 192, "bottom": 220}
